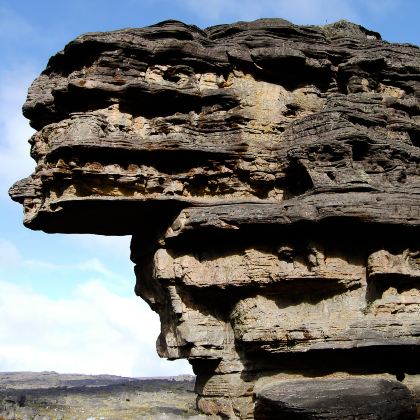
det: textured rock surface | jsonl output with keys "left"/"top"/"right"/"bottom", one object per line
{"left": 254, "top": 378, "right": 417, "bottom": 419}
{"left": 10, "top": 18, "right": 420, "bottom": 419}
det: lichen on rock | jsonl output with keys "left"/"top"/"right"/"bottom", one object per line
{"left": 10, "top": 18, "right": 420, "bottom": 419}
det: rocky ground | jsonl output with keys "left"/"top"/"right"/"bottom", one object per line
{"left": 0, "top": 372, "right": 210, "bottom": 420}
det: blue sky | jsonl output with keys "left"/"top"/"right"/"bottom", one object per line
{"left": 0, "top": 0, "right": 419, "bottom": 377}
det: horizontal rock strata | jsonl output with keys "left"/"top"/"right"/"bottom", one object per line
{"left": 10, "top": 18, "right": 420, "bottom": 419}
{"left": 254, "top": 378, "right": 417, "bottom": 419}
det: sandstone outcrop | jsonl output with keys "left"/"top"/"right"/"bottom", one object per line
{"left": 10, "top": 19, "right": 420, "bottom": 418}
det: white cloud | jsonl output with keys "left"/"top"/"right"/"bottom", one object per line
{"left": 24, "top": 257, "right": 126, "bottom": 281}
{"left": 0, "top": 238, "right": 190, "bottom": 376}
{"left": 181, "top": 0, "right": 360, "bottom": 25}
{"left": 0, "top": 279, "right": 192, "bottom": 377}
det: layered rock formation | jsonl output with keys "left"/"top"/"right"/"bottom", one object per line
{"left": 10, "top": 19, "right": 420, "bottom": 419}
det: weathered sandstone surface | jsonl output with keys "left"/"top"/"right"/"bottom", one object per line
{"left": 10, "top": 18, "right": 420, "bottom": 418}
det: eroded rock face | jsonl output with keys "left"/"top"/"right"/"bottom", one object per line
{"left": 10, "top": 19, "right": 420, "bottom": 418}
{"left": 254, "top": 378, "right": 417, "bottom": 419}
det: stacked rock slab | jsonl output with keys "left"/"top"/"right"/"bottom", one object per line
{"left": 10, "top": 19, "right": 420, "bottom": 418}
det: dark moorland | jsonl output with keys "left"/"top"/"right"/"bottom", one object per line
{"left": 0, "top": 372, "right": 211, "bottom": 419}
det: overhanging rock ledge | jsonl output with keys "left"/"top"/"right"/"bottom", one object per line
{"left": 10, "top": 18, "right": 420, "bottom": 419}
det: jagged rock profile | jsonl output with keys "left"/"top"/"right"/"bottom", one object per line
{"left": 10, "top": 18, "right": 420, "bottom": 419}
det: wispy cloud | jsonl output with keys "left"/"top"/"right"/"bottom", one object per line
{"left": 0, "top": 279, "right": 191, "bottom": 376}
{"left": 0, "top": 238, "right": 131, "bottom": 289}
{"left": 0, "top": 234, "right": 190, "bottom": 376}
{"left": 24, "top": 257, "right": 125, "bottom": 281}
{"left": 0, "top": 238, "right": 187, "bottom": 376}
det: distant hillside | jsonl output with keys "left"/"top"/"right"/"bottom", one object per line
{"left": 0, "top": 372, "right": 203, "bottom": 419}
{"left": 0, "top": 371, "right": 195, "bottom": 389}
